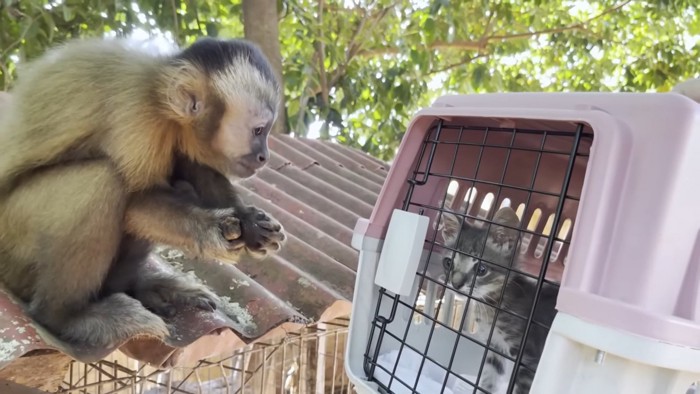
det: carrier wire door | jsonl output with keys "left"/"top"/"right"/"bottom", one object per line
{"left": 366, "top": 119, "right": 589, "bottom": 393}
{"left": 346, "top": 93, "right": 700, "bottom": 394}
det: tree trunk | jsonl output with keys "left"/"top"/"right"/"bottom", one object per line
{"left": 242, "top": 0, "right": 288, "bottom": 134}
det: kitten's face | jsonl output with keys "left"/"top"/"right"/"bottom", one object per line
{"left": 441, "top": 207, "right": 521, "bottom": 302}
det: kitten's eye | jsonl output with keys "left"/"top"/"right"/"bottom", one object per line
{"left": 476, "top": 264, "right": 488, "bottom": 277}
{"left": 253, "top": 126, "right": 264, "bottom": 136}
{"left": 442, "top": 257, "right": 453, "bottom": 271}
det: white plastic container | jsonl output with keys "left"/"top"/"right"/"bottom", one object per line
{"left": 345, "top": 92, "right": 700, "bottom": 393}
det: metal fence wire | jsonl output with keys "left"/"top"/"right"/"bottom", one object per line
{"left": 57, "top": 320, "right": 353, "bottom": 394}
{"left": 363, "top": 119, "right": 593, "bottom": 393}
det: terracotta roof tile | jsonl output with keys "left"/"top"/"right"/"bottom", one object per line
{"left": 0, "top": 134, "right": 387, "bottom": 375}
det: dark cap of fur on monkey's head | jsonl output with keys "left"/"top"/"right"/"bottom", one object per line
{"left": 173, "top": 38, "right": 281, "bottom": 115}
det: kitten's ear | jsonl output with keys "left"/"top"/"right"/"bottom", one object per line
{"left": 442, "top": 193, "right": 456, "bottom": 210}
{"left": 440, "top": 211, "right": 462, "bottom": 246}
{"left": 490, "top": 207, "right": 521, "bottom": 250}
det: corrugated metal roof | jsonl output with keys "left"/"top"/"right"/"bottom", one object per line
{"left": 0, "top": 132, "right": 389, "bottom": 374}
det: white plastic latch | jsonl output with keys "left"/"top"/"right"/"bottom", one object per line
{"left": 374, "top": 209, "right": 430, "bottom": 296}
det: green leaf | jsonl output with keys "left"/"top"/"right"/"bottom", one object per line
{"left": 63, "top": 6, "right": 76, "bottom": 22}
{"left": 424, "top": 17, "right": 436, "bottom": 39}
{"left": 41, "top": 13, "right": 56, "bottom": 42}
{"left": 471, "top": 64, "right": 487, "bottom": 88}
{"left": 1, "top": 0, "right": 700, "bottom": 158}
{"left": 206, "top": 22, "right": 218, "bottom": 36}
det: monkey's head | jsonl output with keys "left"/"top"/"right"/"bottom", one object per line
{"left": 162, "top": 38, "right": 281, "bottom": 180}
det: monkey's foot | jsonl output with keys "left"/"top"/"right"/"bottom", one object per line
{"left": 239, "top": 207, "right": 286, "bottom": 259}
{"left": 54, "top": 293, "right": 170, "bottom": 349}
{"left": 135, "top": 275, "right": 219, "bottom": 318}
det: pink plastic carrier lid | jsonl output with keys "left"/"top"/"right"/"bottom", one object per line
{"left": 362, "top": 92, "right": 700, "bottom": 348}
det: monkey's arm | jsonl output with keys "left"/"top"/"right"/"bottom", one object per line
{"left": 172, "top": 156, "right": 246, "bottom": 209}
{"left": 124, "top": 187, "right": 246, "bottom": 259}
{"left": 172, "top": 157, "right": 286, "bottom": 258}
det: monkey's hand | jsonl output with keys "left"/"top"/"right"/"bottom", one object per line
{"left": 207, "top": 207, "right": 285, "bottom": 260}
{"left": 235, "top": 207, "right": 286, "bottom": 259}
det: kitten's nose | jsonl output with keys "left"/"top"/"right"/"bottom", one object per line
{"left": 452, "top": 272, "right": 467, "bottom": 289}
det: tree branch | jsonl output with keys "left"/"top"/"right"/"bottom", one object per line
{"left": 297, "top": 1, "right": 400, "bottom": 134}
{"left": 0, "top": 61, "right": 10, "bottom": 90}
{"left": 316, "top": 0, "right": 330, "bottom": 139}
{"left": 428, "top": 53, "right": 490, "bottom": 75}
{"left": 170, "top": 0, "right": 180, "bottom": 39}
{"left": 357, "top": 0, "right": 633, "bottom": 57}
{"left": 317, "top": 0, "right": 328, "bottom": 109}
{"left": 358, "top": 40, "right": 485, "bottom": 57}
{"left": 1, "top": 16, "right": 35, "bottom": 58}
{"left": 479, "top": 3, "right": 498, "bottom": 43}
{"left": 189, "top": 0, "right": 205, "bottom": 36}
{"left": 328, "top": 0, "right": 400, "bottom": 87}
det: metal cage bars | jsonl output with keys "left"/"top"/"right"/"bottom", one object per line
{"left": 364, "top": 119, "right": 592, "bottom": 394}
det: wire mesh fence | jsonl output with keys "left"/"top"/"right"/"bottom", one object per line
{"left": 56, "top": 319, "right": 353, "bottom": 394}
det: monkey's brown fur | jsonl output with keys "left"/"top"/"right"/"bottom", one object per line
{"left": 0, "top": 37, "right": 286, "bottom": 350}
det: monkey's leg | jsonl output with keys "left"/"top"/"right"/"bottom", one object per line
{"left": 172, "top": 158, "right": 286, "bottom": 258}
{"left": 0, "top": 161, "right": 169, "bottom": 348}
{"left": 105, "top": 235, "right": 219, "bottom": 319}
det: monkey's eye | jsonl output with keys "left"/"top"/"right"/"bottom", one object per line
{"left": 442, "top": 257, "right": 453, "bottom": 271}
{"left": 475, "top": 263, "right": 488, "bottom": 277}
{"left": 253, "top": 127, "right": 264, "bottom": 136}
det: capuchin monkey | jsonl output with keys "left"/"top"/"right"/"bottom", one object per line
{"left": 0, "top": 37, "right": 287, "bottom": 350}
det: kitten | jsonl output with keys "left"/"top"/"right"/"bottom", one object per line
{"left": 440, "top": 207, "right": 558, "bottom": 394}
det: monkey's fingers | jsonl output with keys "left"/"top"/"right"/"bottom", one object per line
{"left": 247, "top": 239, "right": 282, "bottom": 254}
{"left": 258, "top": 228, "right": 286, "bottom": 242}
{"left": 264, "top": 241, "right": 282, "bottom": 252}
{"left": 227, "top": 239, "right": 246, "bottom": 250}
{"left": 252, "top": 209, "right": 269, "bottom": 221}
{"left": 256, "top": 219, "right": 282, "bottom": 232}
{"left": 219, "top": 216, "right": 242, "bottom": 241}
{"left": 246, "top": 246, "right": 269, "bottom": 260}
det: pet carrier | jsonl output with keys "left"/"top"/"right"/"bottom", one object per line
{"left": 345, "top": 92, "right": 700, "bottom": 394}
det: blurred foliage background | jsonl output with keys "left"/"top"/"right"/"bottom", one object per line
{"left": 1, "top": 0, "right": 699, "bottom": 160}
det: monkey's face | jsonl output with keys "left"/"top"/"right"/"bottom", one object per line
{"left": 211, "top": 98, "right": 275, "bottom": 179}
{"left": 164, "top": 38, "right": 282, "bottom": 179}
{"left": 172, "top": 81, "right": 278, "bottom": 180}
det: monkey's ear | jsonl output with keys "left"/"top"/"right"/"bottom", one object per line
{"left": 175, "top": 89, "right": 203, "bottom": 117}
{"left": 164, "top": 62, "right": 207, "bottom": 120}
